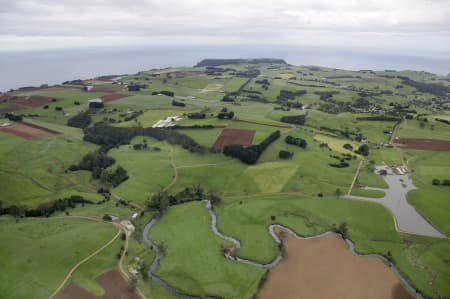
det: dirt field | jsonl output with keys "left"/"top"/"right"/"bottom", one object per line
{"left": 57, "top": 270, "right": 139, "bottom": 299}
{"left": 0, "top": 95, "right": 57, "bottom": 112}
{"left": 258, "top": 233, "right": 414, "bottom": 299}
{"left": 394, "top": 138, "right": 450, "bottom": 151}
{"left": 100, "top": 93, "right": 130, "bottom": 103}
{"left": 0, "top": 122, "right": 60, "bottom": 139}
{"left": 212, "top": 128, "right": 255, "bottom": 151}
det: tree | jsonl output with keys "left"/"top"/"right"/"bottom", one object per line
{"left": 432, "top": 179, "right": 441, "bottom": 186}
{"left": 127, "top": 275, "right": 138, "bottom": 291}
{"left": 335, "top": 188, "right": 342, "bottom": 197}
{"left": 355, "top": 144, "right": 369, "bottom": 156}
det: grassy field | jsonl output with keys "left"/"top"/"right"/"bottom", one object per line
{"left": 215, "top": 195, "right": 450, "bottom": 298}
{"left": 0, "top": 218, "right": 117, "bottom": 299}
{"left": 150, "top": 201, "right": 264, "bottom": 299}
{"left": 0, "top": 122, "right": 101, "bottom": 207}
{"left": 2, "top": 63, "right": 450, "bottom": 299}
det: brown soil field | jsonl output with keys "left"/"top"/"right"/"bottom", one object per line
{"left": 100, "top": 93, "right": 130, "bottom": 103}
{"left": 0, "top": 95, "right": 57, "bottom": 112}
{"left": 394, "top": 138, "right": 450, "bottom": 151}
{"left": 57, "top": 270, "right": 139, "bottom": 299}
{"left": 0, "top": 122, "right": 60, "bottom": 139}
{"left": 212, "top": 128, "right": 255, "bottom": 151}
{"left": 90, "top": 85, "right": 123, "bottom": 93}
{"left": 258, "top": 233, "right": 415, "bottom": 299}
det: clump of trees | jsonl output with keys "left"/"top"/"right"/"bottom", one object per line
{"left": 223, "top": 130, "right": 280, "bottom": 164}
{"left": 67, "top": 111, "right": 91, "bottom": 128}
{"left": 285, "top": 136, "right": 307, "bottom": 148}
{"left": 187, "top": 112, "right": 206, "bottom": 119}
{"left": 218, "top": 111, "right": 235, "bottom": 119}
{"left": 147, "top": 186, "right": 221, "bottom": 216}
{"left": 432, "top": 179, "right": 450, "bottom": 186}
{"left": 172, "top": 100, "right": 185, "bottom": 107}
{"left": 435, "top": 118, "right": 450, "bottom": 125}
{"left": 4, "top": 113, "right": 23, "bottom": 121}
{"left": 356, "top": 116, "right": 401, "bottom": 121}
{"left": 0, "top": 195, "right": 92, "bottom": 218}
{"left": 355, "top": 144, "right": 370, "bottom": 156}
{"left": 343, "top": 143, "right": 353, "bottom": 150}
{"left": 83, "top": 123, "right": 206, "bottom": 154}
{"left": 280, "top": 114, "right": 306, "bottom": 125}
{"left": 277, "top": 90, "right": 307, "bottom": 101}
{"left": 278, "top": 150, "right": 293, "bottom": 159}
{"left": 331, "top": 222, "right": 349, "bottom": 239}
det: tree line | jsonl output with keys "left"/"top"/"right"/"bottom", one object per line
{"left": 0, "top": 195, "right": 93, "bottom": 218}
{"left": 67, "top": 111, "right": 91, "bottom": 128}
{"left": 280, "top": 114, "right": 306, "bottom": 125}
{"left": 285, "top": 135, "right": 307, "bottom": 148}
{"left": 223, "top": 130, "right": 280, "bottom": 164}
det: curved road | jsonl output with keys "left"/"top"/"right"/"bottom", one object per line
{"left": 347, "top": 165, "right": 445, "bottom": 238}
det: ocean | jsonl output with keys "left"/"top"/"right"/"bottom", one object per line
{"left": 1, "top": 45, "right": 449, "bottom": 92}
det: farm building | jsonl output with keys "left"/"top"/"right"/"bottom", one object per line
{"left": 88, "top": 98, "right": 104, "bottom": 108}
{"left": 84, "top": 85, "right": 94, "bottom": 92}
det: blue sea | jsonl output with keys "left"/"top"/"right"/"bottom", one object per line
{"left": 1, "top": 45, "right": 449, "bottom": 92}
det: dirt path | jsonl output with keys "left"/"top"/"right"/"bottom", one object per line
{"left": 163, "top": 145, "right": 178, "bottom": 192}
{"left": 347, "top": 160, "right": 363, "bottom": 196}
{"left": 49, "top": 228, "right": 122, "bottom": 299}
{"left": 389, "top": 119, "right": 402, "bottom": 144}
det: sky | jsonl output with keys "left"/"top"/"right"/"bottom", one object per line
{"left": 1, "top": 0, "right": 449, "bottom": 54}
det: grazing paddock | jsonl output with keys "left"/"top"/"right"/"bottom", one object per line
{"left": 89, "top": 85, "right": 123, "bottom": 93}
{"left": 100, "top": 93, "right": 130, "bottom": 103}
{"left": 259, "top": 233, "right": 414, "bottom": 299}
{"left": 394, "top": 138, "right": 450, "bottom": 151}
{"left": 58, "top": 270, "right": 139, "bottom": 299}
{"left": 0, "top": 121, "right": 60, "bottom": 139}
{"left": 212, "top": 128, "right": 255, "bottom": 151}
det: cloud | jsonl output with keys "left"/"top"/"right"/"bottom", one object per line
{"left": 0, "top": 0, "right": 449, "bottom": 51}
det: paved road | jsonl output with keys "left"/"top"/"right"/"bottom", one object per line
{"left": 347, "top": 165, "right": 445, "bottom": 238}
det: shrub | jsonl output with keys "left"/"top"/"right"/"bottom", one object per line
{"left": 278, "top": 150, "right": 293, "bottom": 159}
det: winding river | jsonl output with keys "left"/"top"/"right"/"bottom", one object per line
{"left": 142, "top": 200, "right": 424, "bottom": 299}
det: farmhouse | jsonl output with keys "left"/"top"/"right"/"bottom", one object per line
{"left": 88, "top": 98, "right": 104, "bottom": 108}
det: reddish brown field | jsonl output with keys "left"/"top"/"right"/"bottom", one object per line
{"left": 0, "top": 95, "right": 57, "bottom": 112}
{"left": 100, "top": 93, "right": 130, "bottom": 103}
{"left": 90, "top": 85, "right": 123, "bottom": 93}
{"left": 58, "top": 270, "right": 139, "bottom": 299}
{"left": 394, "top": 138, "right": 450, "bottom": 151}
{"left": 0, "top": 122, "right": 59, "bottom": 139}
{"left": 212, "top": 128, "right": 255, "bottom": 151}
{"left": 258, "top": 233, "right": 414, "bottom": 299}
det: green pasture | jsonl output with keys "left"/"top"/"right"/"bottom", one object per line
{"left": 216, "top": 195, "right": 450, "bottom": 298}
{"left": 0, "top": 218, "right": 117, "bottom": 299}
{"left": 150, "top": 201, "right": 264, "bottom": 299}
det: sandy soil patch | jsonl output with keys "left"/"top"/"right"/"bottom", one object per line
{"left": 258, "top": 233, "right": 415, "bottom": 299}
{"left": 57, "top": 270, "right": 139, "bottom": 299}
{"left": 212, "top": 128, "right": 255, "bottom": 151}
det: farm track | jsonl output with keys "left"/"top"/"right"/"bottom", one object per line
{"left": 49, "top": 224, "right": 122, "bottom": 299}
{"left": 163, "top": 145, "right": 178, "bottom": 192}
{"left": 142, "top": 200, "right": 424, "bottom": 299}
{"left": 347, "top": 160, "right": 363, "bottom": 196}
